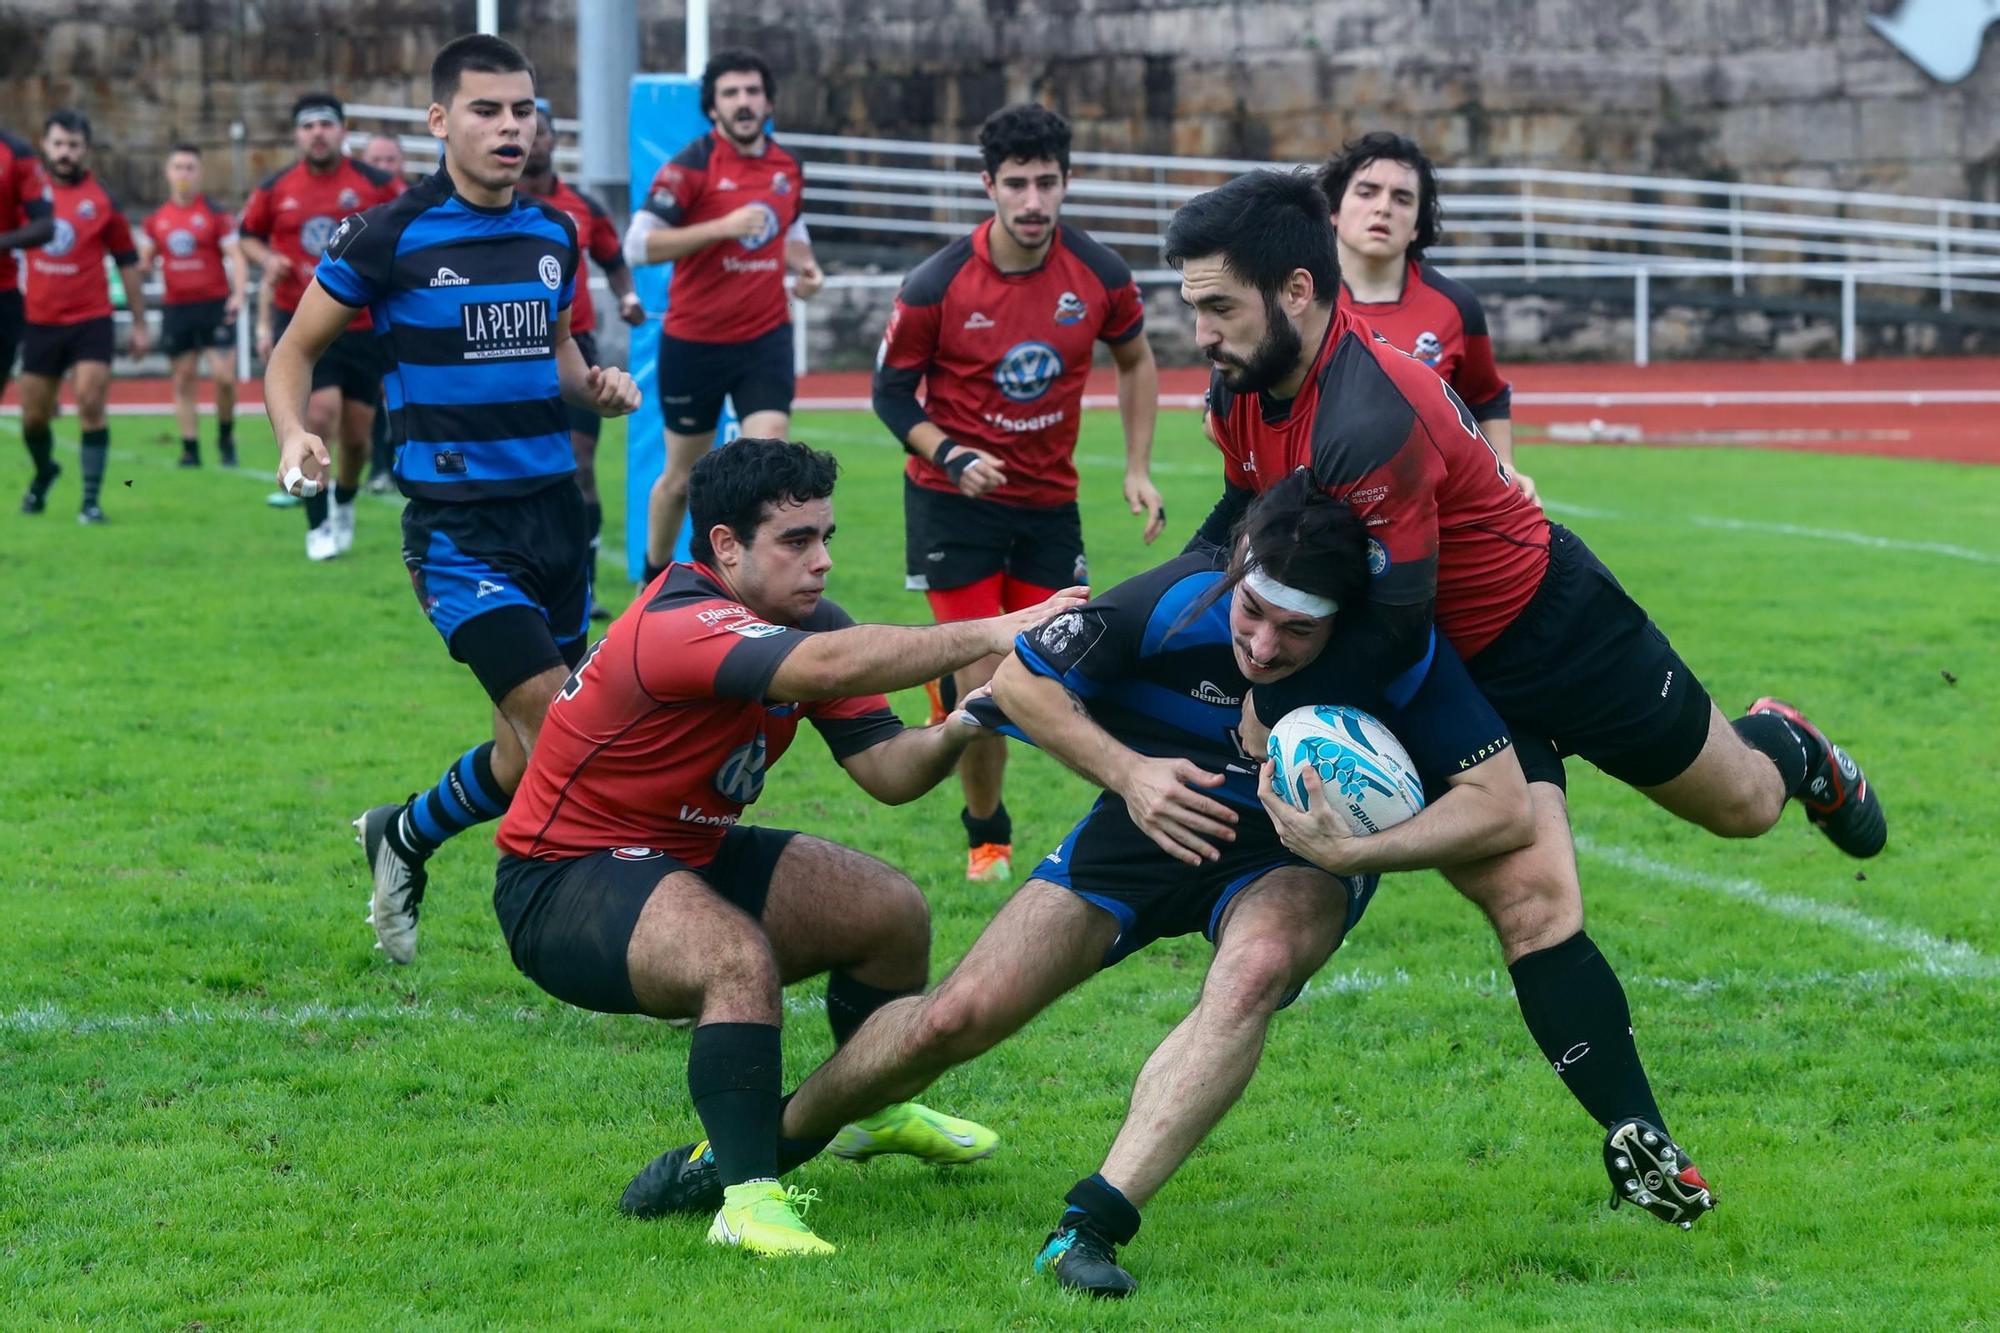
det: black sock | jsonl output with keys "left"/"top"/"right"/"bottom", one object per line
{"left": 825, "top": 971, "right": 918, "bottom": 1047}
{"left": 333, "top": 482, "right": 358, "bottom": 506}
{"left": 1062, "top": 1173, "right": 1141, "bottom": 1245}
{"left": 962, "top": 802, "right": 1012, "bottom": 848}
{"left": 217, "top": 420, "right": 235, "bottom": 447}
{"left": 23, "top": 424, "right": 55, "bottom": 482}
{"left": 643, "top": 560, "right": 665, "bottom": 584}
{"left": 688, "top": 1021, "right": 782, "bottom": 1186}
{"left": 1734, "top": 712, "right": 1819, "bottom": 798}
{"left": 304, "top": 490, "right": 329, "bottom": 528}
{"left": 180, "top": 435, "right": 199, "bottom": 457}
{"left": 80, "top": 428, "right": 108, "bottom": 507}
{"left": 1507, "top": 931, "right": 1665, "bottom": 1133}
{"left": 775, "top": 1091, "right": 837, "bottom": 1175}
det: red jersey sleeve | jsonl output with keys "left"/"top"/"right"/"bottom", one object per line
{"left": 103, "top": 209, "right": 137, "bottom": 265}
{"left": 1451, "top": 332, "right": 1511, "bottom": 421}
{"left": 11, "top": 152, "right": 51, "bottom": 219}
{"left": 878, "top": 290, "right": 942, "bottom": 373}
{"left": 586, "top": 204, "right": 623, "bottom": 266}
{"left": 642, "top": 160, "right": 706, "bottom": 227}
{"left": 634, "top": 599, "right": 812, "bottom": 703}
{"left": 237, "top": 187, "right": 271, "bottom": 241}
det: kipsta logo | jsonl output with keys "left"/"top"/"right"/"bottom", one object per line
{"left": 995, "top": 340, "right": 1063, "bottom": 401}
{"left": 1053, "top": 291, "right": 1088, "bottom": 325}
{"left": 738, "top": 201, "right": 781, "bottom": 250}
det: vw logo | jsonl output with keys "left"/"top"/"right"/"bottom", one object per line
{"left": 167, "top": 229, "right": 198, "bottom": 258}
{"left": 738, "top": 201, "right": 780, "bottom": 251}
{"left": 300, "top": 215, "right": 338, "bottom": 256}
{"left": 714, "top": 735, "right": 768, "bottom": 804}
{"left": 995, "top": 340, "right": 1063, "bottom": 402}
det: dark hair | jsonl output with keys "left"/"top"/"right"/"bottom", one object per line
{"left": 688, "top": 438, "right": 840, "bottom": 564}
{"left": 1316, "top": 131, "right": 1443, "bottom": 262}
{"left": 44, "top": 108, "right": 92, "bottom": 142}
{"left": 977, "top": 103, "right": 1071, "bottom": 176}
{"left": 168, "top": 142, "right": 201, "bottom": 158}
{"left": 1232, "top": 468, "right": 1370, "bottom": 611}
{"left": 1163, "top": 169, "right": 1339, "bottom": 306}
{"left": 430, "top": 33, "right": 536, "bottom": 107}
{"left": 700, "top": 48, "right": 774, "bottom": 117}
{"left": 289, "top": 92, "right": 344, "bottom": 124}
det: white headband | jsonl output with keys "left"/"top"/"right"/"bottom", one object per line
{"left": 1242, "top": 565, "right": 1338, "bottom": 618}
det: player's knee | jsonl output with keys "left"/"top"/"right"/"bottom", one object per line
{"left": 869, "top": 874, "right": 931, "bottom": 969}
{"left": 911, "top": 987, "right": 1003, "bottom": 1066}
{"left": 1208, "top": 934, "right": 1303, "bottom": 1024}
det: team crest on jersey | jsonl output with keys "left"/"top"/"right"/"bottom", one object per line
{"left": 715, "top": 735, "right": 769, "bottom": 804}
{"left": 191, "top": 212, "right": 207, "bottom": 230}
{"left": 338, "top": 187, "right": 361, "bottom": 210}
{"left": 77, "top": 199, "right": 97, "bottom": 221}
{"left": 738, "top": 201, "right": 780, "bottom": 251}
{"left": 1053, "top": 290, "right": 1088, "bottom": 325}
{"left": 1367, "top": 539, "right": 1391, "bottom": 577}
{"left": 995, "top": 340, "right": 1063, "bottom": 402}
{"left": 539, "top": 254, "right": 562, "bottom": 289}
{"left": 611, "top": 846, "right": 663, "bottom": 861}
{"left": 167, "top": 229, "right": 197, "bottom": 258}
{"left": 45, "top": 218, "right": 77, "bottom": 258}
{"left": 1413, "top": 331, "right": 1444, "bottom": 365}
{"left": 771, "top": 171, "right": 792, "bottom": 195}
{"left": 325, "top": 213, "right": 365, "bottom": 261}
{"left": 301, "top": 215, "right": 338, "bottom": 255}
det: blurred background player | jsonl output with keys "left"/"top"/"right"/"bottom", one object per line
{"left": 873, "top": 103, "right": 1163, "bottom": 883}
{"left": 357, "top": 131, "right": 409, "bottom": 494}
{"left": 18, "top": 109, "right": 149, "bottom": 523}
{"left": 239, "top": 93, "right": 399, "bottom": 559}
{"left": 140, "top": 143, "right": 243, "bottom": 468}
{"left": 1, "top": 120, "right": 56, "bottom": 495}
{"left": 622, "top": 47, "right": 824, "bottom": 580}
{"left": 1319, "top": 132, "right": 1527, "bottom": 498}
{"left": 520, "top": 103, "right": 646, "bottom": 607}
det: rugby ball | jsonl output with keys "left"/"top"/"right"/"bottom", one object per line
{"left": 1266, "top": 705, "right": 1427, "bottom": 835}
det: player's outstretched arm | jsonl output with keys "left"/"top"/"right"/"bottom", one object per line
{"left": 1258, "top": 744, "right": 1533, "bottom": 876}
{"left": 265, "top": 281, "right": 352, "bottom": 495}
{"left": 992, "top": 654, "right": 1238, "bottom": 866}
{"left": 767, "top": 587, "right": 1087, "bottom": 703}
{"left": 836, "top": 687, "right": 992, "bottom": 804}
{"left": 1111, "top": 333, "right": 1165, "bottom": 543}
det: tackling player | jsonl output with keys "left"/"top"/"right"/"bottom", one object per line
{"left": 1320, "top": 132, "right": 1528, "bottom": 498}
{"left": 1, "top": 120, "right": 56, "bottom": 501}
{"left": 496, "top": 438, "right": 1087, "bottom": 1257}
{"left": 239, "top": 93, "right": 400, "bottom": 559}
{"left": 519, "top": 105, "right": 646, "bottom": 601}
{"left": 874, "top": 102, "right": 1164, "bottom": 884}
{"left": 1172, "top": 170, "right": 1886, "bottom": 1224}
{"left": 622, "top": 48, "right": 824, "bottom": 579}
{"left": 264, "top": 35, "right": 640, "bottom": 964}
{"left": 140, "top": 144, "right": 244, "bottom": 468}
{"left": 18, "top": 109, "right": 149, "bottom": 524}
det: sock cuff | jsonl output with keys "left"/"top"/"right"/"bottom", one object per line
{"left": 961, "top": 802, "right": 1012, "bottom": 847}
{"left": 825, "top": 972, "right": 920, "bottom": 1046}
{"left": 1506, "top": 929, "right": 1599, "bottom": 983}
{"left": 688, "top": 1021, "right": 783, "bottom": 1094}
{"left": 81, "top": 427, "right": 109, "bottom": 447}
{"left": 1064, "top": 1173, "right": 1141, "bottom": 1246}
{"left": 458, "top": 741, "right": 510, "bottom": 817}
{"left": 1733, "top": 712, "right": 1812, "bottom": 796}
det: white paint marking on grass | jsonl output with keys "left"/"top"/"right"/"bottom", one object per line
{"left": 1574, "top": 836, "right": 1997, "bottom": 978}
{"left": 1541, "top": 502, "right": 2000, "bottom": 566}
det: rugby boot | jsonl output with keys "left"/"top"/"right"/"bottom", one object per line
{"left": 621, "top": 1138, "right": 720, "bottom": 1217}
{"left": 707, "top": 1182, "right": 834, "bottom": 1257}
{"left": 967, "top": 843, "right": 1013, "bottom": 883}
{"left": 21, "top": 462, "right": 59, "bottom": 514}
{"left": 829, "top": 1101, "right": 1000, "bottom": 1165}
{"left": 1605, "top": 1117, "right": 1714, "bottom": 1230}
{"left": 1746, "top": 697, "right": 1886, "bottom": 857}
{"left": 1035, "top": 1222, "right": 1138, "bottom": 1298}
{"left": 77, "top": 503, "right": 106, "bottom": 525}
{"left": 355, "top": 801, "right": 428, "bottom": 964}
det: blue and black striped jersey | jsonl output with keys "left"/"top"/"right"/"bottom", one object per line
{"left": 314, "top": 168, "right": 580, "bottom": 502}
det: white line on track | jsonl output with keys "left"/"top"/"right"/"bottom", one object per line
{"left": 1573, "top": 836, "right": 1997, "bottom": 978}
{"left": 1541, "top": 500, "right": 2000, "bottom": 565}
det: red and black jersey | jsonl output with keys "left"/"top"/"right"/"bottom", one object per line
{"left": 26, "top": 173, "right": 137, "bottom": 327}
{"left": 535, "top": 175, "right": 625, "bottom": 336}
{"left": 1341, "top": 261, "right": 1511, "bottom": 421}
{"left": 143, "top": 194, "right": 235, "bottom": 306}
{"left": 238, "top": 158, "right": 398, "bottom": 325}
{"left": 497, "top": 563, "right": 904, "bottom": 865}
{"left": 0, "top": 129, "right": 54, "bottom": 295}
{"left": 1205, "top": 307, "right": 1548, "bottom": 658}
{"left": 641, "top": 130, "right": 803, "bottom": 344}
{"left": 875, "top": 219, "right": 1146, "bottom": 510}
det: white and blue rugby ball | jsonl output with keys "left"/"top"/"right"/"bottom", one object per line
{"left": 1267, "top": 705, "right": 1427, "bottom": 835}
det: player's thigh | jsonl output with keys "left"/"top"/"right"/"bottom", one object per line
{"left": 1005, "top": 502, "right": 1087, "bottom": 595}
{"left": 304, "top": 384, "right": 341, "bottom": 435}
{"left": 660, "top": 427, "right": 713, "bottom": 484}
{"left": 727, "top": 324, "right": 795, "bottom": 426}
{"left": 625, "top": 865, "right": 779, "bottom": 1018}
{"left": 906, "top": 480, "right": 1014, "bottom": 602}
{"left": 16, "top": 372, "right": 60, "bottom": 424}
{"left": 738, "top": 409, "right": 789, "bottom": 439}
{"left": 1211, "top": 863, "right": 1352, "bottom": 993}
{"left": 924, "top": 879, "right": 1118, "bottom": 1044}
{"left": 169, "top": 349, "right": 200, "bottom": 385}
{"left": 1441, "top": 781, "right": 1583, "bottom": 961}
{"left": 752, "top": 831, "right": 930, "bottom": 983}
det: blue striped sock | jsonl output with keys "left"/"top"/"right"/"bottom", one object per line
{"left": 398, "top": 741, "right": 509, "bottom": 857}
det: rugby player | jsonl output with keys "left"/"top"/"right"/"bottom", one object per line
{"left": 1, "top": 119, "right": 57, "bottom": 500}
{"left": 1172, "top": 170, "right": 1886, "bottom": 1224}
{"left": 620, "top": 471, "right": 1530, "bottom": 1289}
{"left": 518, "top": 105, "right": 646, "bottom": 603}
{"left": 140, "top": 144, "right": 244, "bottom": 468}
{"left": 1320, "top": 131, "right": 1529, "bottom": 498}
{"left": 18, "top": 109, "right": 148, "bottom": 524}
{"left": 240, "top": 93, "right": 400, "bottom": 559}
{"left": 357, "top": 132, "right": 408, "bottom": 494}
{"left": 264, "top": 35, "right": 639, "bottom": 964}
{"left": 874, "top": 102, "right": 1164, "bottom": 884}
{"left": 496, "top": 437, "right": 1088, "bottom": 1257}
{"left": 622, "top": 48, "right": 823, "bottom": 579}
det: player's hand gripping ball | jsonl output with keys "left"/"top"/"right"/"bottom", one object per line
{"left": 1266, "top": 705, "right": 1426, "bottom": 835}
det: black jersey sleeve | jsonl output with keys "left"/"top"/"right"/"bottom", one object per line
{"left": 1185, "top": 478, "right": 1253, "bottom": 557}
{"left": 1377, "top": 634, "right": 1513, "bottom": 801}
{"left": 1015, "top": 555, "right": 1212, "bottom": 697}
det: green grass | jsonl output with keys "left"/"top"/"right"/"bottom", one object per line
{"left": 3, "top": 408, "right": 1998, "bottom": 1328}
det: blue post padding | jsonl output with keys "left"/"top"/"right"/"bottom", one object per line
{"left": 625, "top": 75, "right": 739, "bottom": 582}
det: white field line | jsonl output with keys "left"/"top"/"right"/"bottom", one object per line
{"left": 1541, "top": 500, "right": 2000, "bottom": 565}
{"left": 1574, "top": 836, "right": 1998, "bottom": 979}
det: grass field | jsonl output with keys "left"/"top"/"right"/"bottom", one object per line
{"left": 4, "top": 405, "right": 1997, "bottom": 1328}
